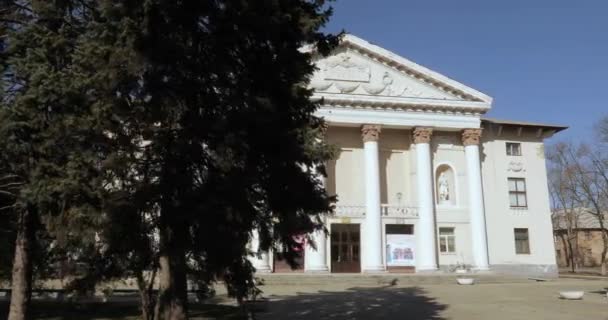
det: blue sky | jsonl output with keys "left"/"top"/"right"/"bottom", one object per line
{"left": 324, "top": 0, "right": 607, "bottom": 143}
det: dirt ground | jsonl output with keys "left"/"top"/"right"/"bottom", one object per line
{"left": 252, "top": 278, "right": 608, "bottom": 320}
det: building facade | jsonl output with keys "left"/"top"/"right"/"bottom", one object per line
{"left": 553, "top": 211, "right": 608, "bottom": 269}
{"left": 251, "top": 35, "right": 566, "bottom": 277}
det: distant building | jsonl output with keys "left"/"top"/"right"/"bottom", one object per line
{"left": 250, "top": 34, "right": 567, "bottom": 277}
{"left": 553, "top": 210, "right": 608, "bottom": 268}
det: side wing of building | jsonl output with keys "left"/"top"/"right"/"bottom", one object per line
{"left": 481, "top": 119, "right": 566, "bottom": 276}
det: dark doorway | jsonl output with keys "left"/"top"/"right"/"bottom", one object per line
{"left": 330, "top": 224, "right": 361, "bottom": 273}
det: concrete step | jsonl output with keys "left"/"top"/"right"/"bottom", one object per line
{"left": 255, "top": 273, "right": 537, "bottom": 286}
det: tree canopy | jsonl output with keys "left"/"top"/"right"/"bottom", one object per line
{"left": 1, "top": 1, "right": 339, "bottom": 319}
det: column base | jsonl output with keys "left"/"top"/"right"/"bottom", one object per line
{"left": 472, "top": 266, "right": 491, "bottom": 273}
{"left": 362, "top": 265, "right": 387, "bottom": 273}
{"left": 416, "top": 266, "right": 439, "bottom": 273}
{"left": 254, "top": 266, "right": 272, "bottom": 273}
{"left": 305, "top": 266, "right": 329, "bottom": 273}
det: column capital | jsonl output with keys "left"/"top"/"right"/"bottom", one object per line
{"left": 413, "top": 127, "right": 433, "bottom": 144}
{"left": 461, "top": 128, "right": 483, "bottom": 146}
{"left": 361, "top": 124, "right": 381, "bottom": 142}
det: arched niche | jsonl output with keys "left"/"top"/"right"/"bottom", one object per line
{"left": 436, "top": 164, "right": 456, "bottom": 206}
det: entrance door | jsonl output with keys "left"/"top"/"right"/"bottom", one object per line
{"left": 330, "top": 224, "right": 360, "bottom": 273}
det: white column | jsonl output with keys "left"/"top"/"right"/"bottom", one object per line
{"left": 413, "top": 127, "right": 438, "bottom": 271}
{"left": 305, "top": 164, "right": 329, "bottom": 272}
{"left": 250, "top": 229, "right": 272, "bottom": 273}
{"left": 361, "top": 124, "right": 385, "bottom": 272}
{"left": 305, "top": 229, "right": 328, "bottom": 272}
{"left": 462, "top": 129, "right": 490, "bottom": 270}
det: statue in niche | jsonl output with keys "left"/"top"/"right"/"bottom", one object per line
{"left": 438, "top": 171, "right": 450, "bottom": 204}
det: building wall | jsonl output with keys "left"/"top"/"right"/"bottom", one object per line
{"left": 554, "top": 229, "right": 605, "bottom": 267}
{"left": 323, "top": 124, "right": 557, "bottom": 275}
{"left": 431, "top": 131, "right": 474, "bottom": 267}
{"left": 481, "top": 125, "right": 558, "bottom": 276}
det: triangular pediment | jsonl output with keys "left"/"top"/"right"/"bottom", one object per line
{"left": 309, "top": 35, "right": 492, "bottom": 112}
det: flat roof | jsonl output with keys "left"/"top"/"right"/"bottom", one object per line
{"left": 481, "top": 117, "right": 568, "bottom": 132}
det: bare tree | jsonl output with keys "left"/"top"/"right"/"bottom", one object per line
{"left": 549, "top": 141, "right": 608, "bottom": 275}
{"left": 548, "top": 143, "right": 583, "bottom": 272}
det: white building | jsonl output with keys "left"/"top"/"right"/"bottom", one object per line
{"left": 252, "top": 35, "right": 566, "bottom": 277}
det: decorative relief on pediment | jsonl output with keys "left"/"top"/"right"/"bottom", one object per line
{"left": 310, "top": 51, "right": 458, "bottom": 100}
{"left": 324, "top": 54, "right": 371, "bottom": 82}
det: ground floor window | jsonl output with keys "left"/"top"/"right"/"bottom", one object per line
{"left": 438, "top": 227, "right": 456, "bottom": 253}
{"left": 514, "top": 228, "right": 530, "bottom": 254}
{"left": 385, "top": 224, "right": 415, "bottom": 270}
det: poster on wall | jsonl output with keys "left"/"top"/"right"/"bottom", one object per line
{"left": 386, "top": 234, "right": 415, "bottom": 266}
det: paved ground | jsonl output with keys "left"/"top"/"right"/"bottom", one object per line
{"left": 251, "top": 278, "right": 608, "bottom": 320}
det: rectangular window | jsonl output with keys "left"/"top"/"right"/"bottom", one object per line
{"left": 506, "top": 142, "right": 522, "bottom": 156}
{"left": 439, "top": 227, "right": 456, "bottom": 253}
{"left": 514, "top": 228, "right": 530, "bottom": 254}
{"left": 508, "top": 178, "right": 527, "bottom": 208}
{"left": 584, "top": 231, "right": 592, "bottom": 241}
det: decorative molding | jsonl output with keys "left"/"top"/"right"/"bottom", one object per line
{"left": 335, "top": 205, "right": 366, "bottom": 217}
{"left": 324, "top": 54, "right": 370, "bottom": 82}
{"left": 413, "top": 127, "right": 433, "bottom": 144}
{"left": 361, "top": 124, "right": 381, "bottom": 142}
{"left": 461, "top": 128, "right": 482, "bottom": 146}
{"left": 311, "top": 51, "right": 458, "bottom": 101}
{"left": 305, "top": 35, "right": 493, "bottom": 105}
{"left": 311, "top": 94, "right": 488, "bottom": 115}
{"left": 381, "top": 205, "right": 419, "bottom": 218}
{"left": 507, "top": 161, "right": 525, "bottom": 172}
{"left": 316, "top": 107, "right": 482, "bottom": 130}
{"left": 334, "top": 204, "right": 418, "bottom": 218}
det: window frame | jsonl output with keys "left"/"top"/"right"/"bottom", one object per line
{"left": 584, "top": 230, "right": 593, "bottom": 241}
{"left": 514, "top": 228, "right": 531, "bottom": 254}
{"left": 506, "top": 142, "right": 522, "bottom": 156}
{"left": 438, "top": 227, "right": 456, "bottom": 254}
{"left": 508, "top": 178, "right": 528, "bottom": 208}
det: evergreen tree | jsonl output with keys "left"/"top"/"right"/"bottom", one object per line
{"left": 2, "top": 1, "right": 338, "bottom": 319}
{"left": 0, "top": 2, "right": 112, "bottom": 319}
{"left": 82, "top": 2, "right": 339, "bottom": 319}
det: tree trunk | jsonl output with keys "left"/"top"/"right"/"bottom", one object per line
{"left": 137, "top": 269, "right": 157, "bottom": 320}
{"left": 154, "top": 218, "right": 188, "bottom": 320}
{"left": 564, "top": 234, "right": 576, "bottom": 273}
{"left": 600, "top": 229, "right": 608, "bottom": 276}
{"left": 7, "top": 208, "right": 36, "bottom": 320}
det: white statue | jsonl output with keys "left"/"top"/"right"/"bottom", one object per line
{"left": 438, "top": 172, "right": 450, "bottom": 203}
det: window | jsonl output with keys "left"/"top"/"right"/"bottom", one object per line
{"left": 514, "top": 228, "right": 530, "bottom": 254}
{"left": 506, "top": 142, "right": 522, "bottom": 156}
{"left": 439, "top": 227, "right": 456, "bottom": 253}
{"left": 508, "top": 178, "right": 527, "bottom": 208}
{"left": 584, "top": 231, "right": 592, "bottom": 241}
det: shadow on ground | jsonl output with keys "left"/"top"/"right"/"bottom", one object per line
{"left": 0, "top": 301, "right": 245, "bottom": 320}
{"left": 256, "top": 285, "right": 447, "bottom": 320}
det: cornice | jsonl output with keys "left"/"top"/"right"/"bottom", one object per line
{"left": 312, "top": 93, "right": 487, "bottom": 116}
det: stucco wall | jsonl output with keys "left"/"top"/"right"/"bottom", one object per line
{"left": 481, "top": 125, "right": 557, "bottom": 271}
{"left": 323, "top": 123, "right": 557, "bottom": 274}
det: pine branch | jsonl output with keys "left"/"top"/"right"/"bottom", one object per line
{"left": 0, "top": 204, "right": 16, "bottom": 211}
{"left": 0, "top": 182, "right": 24, "bottom": 189}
